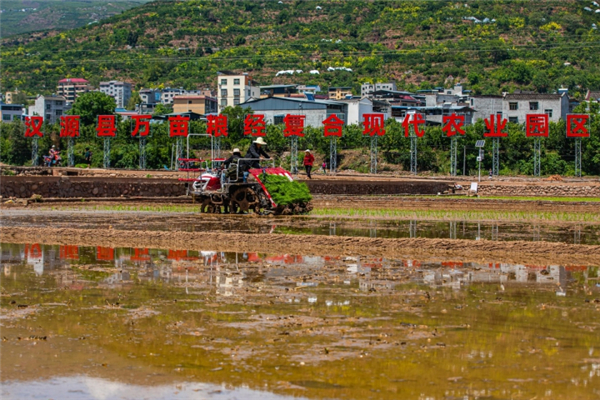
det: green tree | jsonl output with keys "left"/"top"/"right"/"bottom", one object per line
{"left": 69, "top": 92, "right": 116, "bottom": 126}
{"left": 126, "top": 92, "right": 142, "bottom": 111}
{"left": 153, "top": 103, "right": 172, "bottom": 116}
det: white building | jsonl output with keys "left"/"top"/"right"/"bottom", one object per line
{"left": 99, "top": 81, "right": 133, "bottom": 109}
{"left": 217, "top": 71, "right": 260, "bottom": 110}
{"left": 502, "top": 92, "right": 569, "bottom": 123}
{"left": 337, "top": 97, "right": 373, "bottom": 125}
{"left": 159, "top": 88, "right": 206, "bottom": 105}
{"left": 470, "top": 95, "right": 503, "bottom": 123}
{"left": 361, "top": 82, "right": 397, "bottom": 98}
{"left": 28, "top": 95, "right": 70, "bottom": 124}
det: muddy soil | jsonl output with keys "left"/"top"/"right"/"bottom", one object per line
{"left": 6, "top": 194, "right": 600, "bottom": 213}
{"left": 313, "top": 195, "right": 600, "bottom": 213}
{"left": 2, "top": 225, "right": 600, "bottom": 267}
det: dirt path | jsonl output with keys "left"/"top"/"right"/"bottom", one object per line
{"left": 2, "top": 226, "right": 599, "bottom": 266}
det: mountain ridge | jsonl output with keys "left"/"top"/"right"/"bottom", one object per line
{"left": 3, "top": 0, "right": 600, "bottom": 98}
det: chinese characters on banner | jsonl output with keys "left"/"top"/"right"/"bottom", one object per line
{"left": 96, "top": 247, "right": 115, "bottom": 261}
{"left": 169, "top": 116, "right": 189, "bottom": 137}
{"left": 566, "top": 114, "right": 590, "bottom": 138}
{"left": 59, "top": 245, "right": 79, "bottom": 260}
{"left": 131, "top": 115, "right": 152, "bottom": 137}
{"left": 283, "top": 114, "right": 306, "bottom": 137}
{"left": 323, "top": 114, "right": 344, "bottom": 137}
{"left": 207, "top": 114, "right": 228, "bottom": 137}
{"left": 362, "top": 114, "right": 386, "bottom": 136}
{"left": 96, "top": 115, "right": 117, "bottom": 137}
{"left": 25, "top": 116, "right": 44, "bottom": 137}
{"left": 131, "top": 248, "right": 150, "bottom": 262}
{"left": 402, "top": 113, "right": 426, "bottom": 137}
{"left": 526, "top": 114, "right": 549, "bottom": 137}
{"left": 484, "top": 114, "right": 508, "bottom": 137}
{"left": 59, "top": 115, "right": 80, "bottom": 137}
{"left": 243, "top": 114, "right": 266, "bottom": 136}
{"left": 442, "top": 113, "right": 465, "bottom": 137}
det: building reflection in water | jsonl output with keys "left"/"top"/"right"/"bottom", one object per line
{"left": 1, "top": 243, "right": 595, "bottom": 299}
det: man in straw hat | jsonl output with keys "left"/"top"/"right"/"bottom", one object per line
{"left": 241, "top": 137, "right": 271, "bottom": 182}
{"left": 244, "top": 137, "right": 270, "bottom": 170}
{"left": 223, "top": 148, "right": 243, "bottom": 183}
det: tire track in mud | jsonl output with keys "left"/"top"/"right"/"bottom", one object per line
{"left": 2, "top": 227, "right": 600, "bottom": 266}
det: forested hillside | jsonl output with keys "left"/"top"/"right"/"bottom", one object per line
{"left": 0, "top": 0, "right": 150, "bottom": 37}
{"left": 3, "top": 0, "right": 600, "bottom": 97}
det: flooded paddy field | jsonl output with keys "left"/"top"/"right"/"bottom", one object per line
{"left": 1, "top": 242, "right": 600, "bottom": 399}
{"left": 1, "top": 201, "right": 600, "bottom": 399}
{"left": 2, "top": 209, "right": 600, "bottom": 245}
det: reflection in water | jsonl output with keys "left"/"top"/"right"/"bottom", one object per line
{"left": 2, "top": 212, "right": 598, "bottom": 244}
{"left": 2, "top": 243, "right": 596, "bottom": 298}
{"left": 1, "top": 242, "right": 599, "bottom": 400}
{"left": 1, "top": 376, "right": 307, "bottom": 400}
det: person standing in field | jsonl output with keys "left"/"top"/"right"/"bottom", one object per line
{"left": 303, "top": 149, "right": 315, "bottom": 179}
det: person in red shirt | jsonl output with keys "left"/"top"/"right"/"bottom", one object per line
{"left": 303, "top": 149, "right": 315, "bottom": 179}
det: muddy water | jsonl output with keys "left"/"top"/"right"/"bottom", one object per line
{"left": 3, "top": 210, "right": 599, "bottom": 244}
{"left": 2, "top": 243, "right": 600, "bottom": 400}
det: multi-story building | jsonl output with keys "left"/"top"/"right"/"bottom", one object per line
{"left": 217, "top": 71, "right": 260, "bottom": 110}
{"left": 172, "top": 95, "right": 218, "bottom": 115}
{"left": 328, "top": 87, "right": 353, "bottom": 100}
{"left": 361, "top": 82, "right": 397, "bottom": 98}
{"left": 4, "top": 90, "right": 21, "bottom": 104}
{"left": 57, "top": 78, "right": 93, "bottom": 103}
{"left": 99, "top": 81, "right": 133, "bottom": 109}
{"left": 160, "top": 88, "right": 206, "bottom": 105}
{"left": 1, "top": 103, "right": 25, "bottom": 122}
{"left": 139, "top": 89, "right": 162, "bottom": 105}
{"left": 502, "top": 92, "right": 569, "bottom": 123}
{"left": 470, "top": 95, "right": 503, "bottom": 122}
{"left": 297, "top": 85, "right": 321, "bottom": 95}
{"left": 28, "top": 95, "right": 69, "bottom": 124}
{"left": 337, "top": 97, "right": 373, "bottom": 125}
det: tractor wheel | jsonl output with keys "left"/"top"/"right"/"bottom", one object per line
{"left": 230, "top": 187, "right": 259, "bottom": 214}
{"left": 201, "top": 197, "right": 216, "bottom": 213}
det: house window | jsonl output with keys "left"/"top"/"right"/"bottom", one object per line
{"left": 274, "top": 115, "right": 285, "bottom": 125}
{"left": 46, "top": 104, "right": 51, "bottom": 110}
{"left": 509, "top": 102, "right": 518, "bottom": 110}
{"left": 220, "top": 79, "right": 227, "bottom": 85}
{"left": 188, "top": 100, "right": 193, "bottom": 104}
{"left": 220, "top": 99, "right": 227, "bottom": 107}
{"left": 46, "top": 114, "right": 51, "bottom": 120}
{"left": 509, "top": 117, "right": 518, "bottom": 123}
{"left": 233, "top": 78, "right": 240, "bottom": 85}
{"left": 221, "top": 89, "right": 227, "bottom": 97}
{"left": 233, "top": 99, "right": 240, "bottom": 106}
{"left": 233, "top": 89, "right": 240, "bottom": 97}
{"left": 248, "top": 90, "right": 251, "bottom": 97}
{"left": 545, "top": 109, "right": 553, "bottom": 118}
{"left": 2, "top": 114, "right": 10, "bottom": 121}
{"left": 55, "top": 110, "right": 62, "bottom": 116}
{"left": 529, "top": 102, "right": 539, "bottom": 110}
